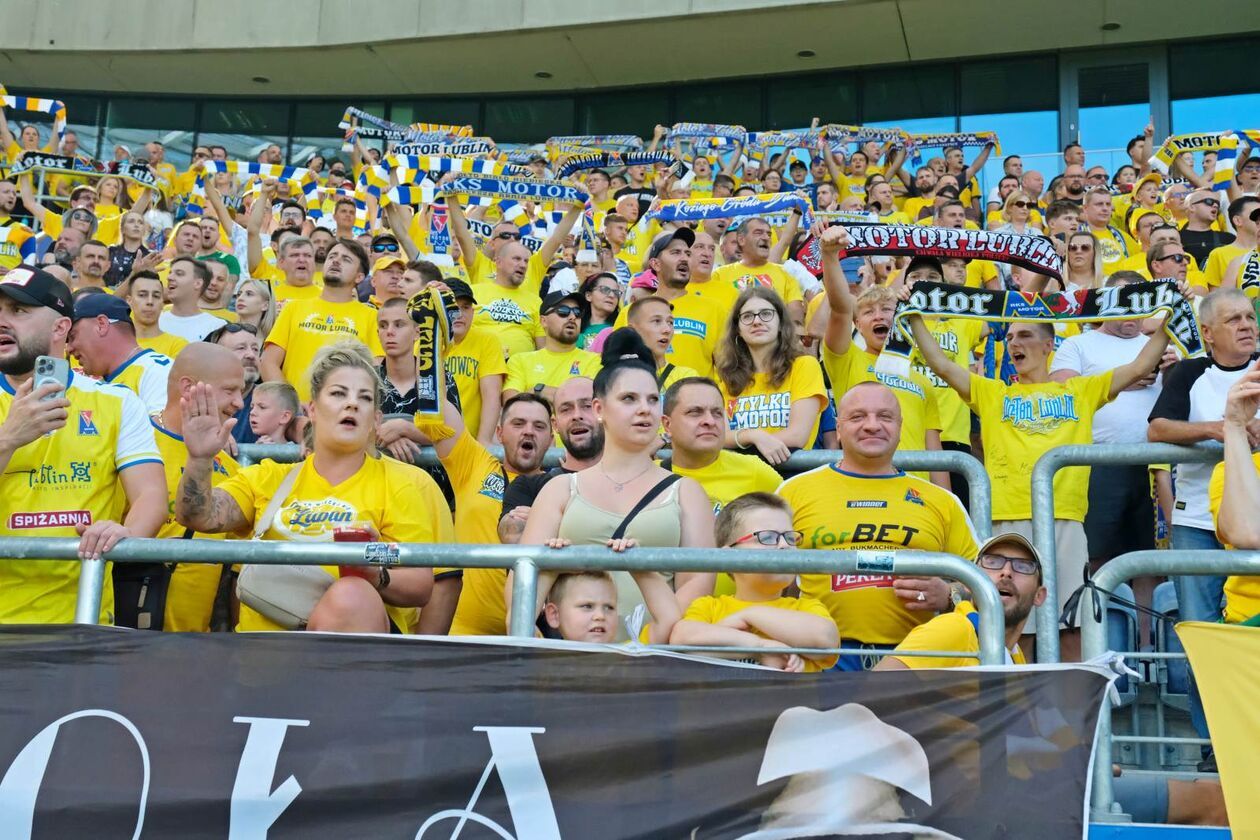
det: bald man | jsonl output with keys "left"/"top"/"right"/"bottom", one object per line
{"left": 153, "top": 343, "right": 247, "bottom": 632}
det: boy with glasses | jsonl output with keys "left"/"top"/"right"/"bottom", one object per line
{"left": 669, "top": 493, "right": 839, "bottom": 672}
{"left": 874, "top": 533, "right": 1046, "bottom": 669}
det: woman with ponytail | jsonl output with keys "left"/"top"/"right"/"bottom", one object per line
{"left": 516, "top": 328, "right": 716, "bottom": 641}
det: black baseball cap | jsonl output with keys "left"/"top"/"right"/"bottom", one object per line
{"left": 540, "top": 289, "right": 581, "bottom": 315}
{"left": 445, "top": 278, "right": 477, "bottom": 303}
{"left": 72, "top": 294, "right": 133, "bottom": 324}
{"left": 647, "top": 227, "right": 696, "bottom": 261}
{"left": 0, "top": 265, "right": 73, "bottom": 317}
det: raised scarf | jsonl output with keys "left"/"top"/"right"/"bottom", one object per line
{"left": 406, "top": 285, "right": 457, "bottom": 419}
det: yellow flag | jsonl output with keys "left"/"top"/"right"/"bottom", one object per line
{"left": 1178, "top": 620, "right": 1260, "bottom": 837}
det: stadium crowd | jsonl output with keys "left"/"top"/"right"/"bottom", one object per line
{"left": 0, "top": 95, "right": 1257, "bottom": 806}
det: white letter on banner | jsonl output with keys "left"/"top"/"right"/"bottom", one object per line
{"left": 0, "top": 709, "right": 150, "bottom": 840}
{"left": 415, "top": 726, "right": 560, "bottom": 840}
{"left": 229, "top": 716, "right": 309, "bottom": 839}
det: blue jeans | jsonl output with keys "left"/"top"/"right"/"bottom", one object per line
{"left": 1171, "top": 525, "right": 1226, "bottom": 745}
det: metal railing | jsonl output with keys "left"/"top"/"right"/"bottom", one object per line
{"left": 1081, "top": 548, "right": 1260, "bottom": 822}
{"left": 1030, "top": 443, "right": 1222, "bottom": 662}
{"left": 235, "top": 444, "right": 993, "bottom": 539}
{"left": 0, "top": 538, "right": 1007, "bottom": 666}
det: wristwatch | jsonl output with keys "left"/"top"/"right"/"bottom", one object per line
{"left": 949, "top": 582, "right": 967, "bottom": 607}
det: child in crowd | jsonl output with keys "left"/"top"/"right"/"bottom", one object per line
{"left": 249, "top": 381, "right": 300, "bottom": 444}
{"left": 543, "top": 565, "right": 681, "bottom": 645}
{"left": 670, "top": 493, "right": 839, "bottom": 672}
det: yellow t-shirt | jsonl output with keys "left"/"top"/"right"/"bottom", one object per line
{"left": 902, "top": 196, "right": 932, "bottom": 222}
{"left": 137, "top": 331, "right": 190, "bottom": 359}
{"left": 151, "top": 423, "right": 240, "bottom": 632}
{"left": 823, "top": 343, "right": 941, "bottom": 455}
{"left": 967, "top": 371, "right": 1112, "bottom": 522}
{"left": 504, "top": 346, "right": 601, "bottom": 394}
{"left": 445, "top": 327, "right": 508, "bottom": 441}
{"left": 219, "top": 455, "right": 454, "bottom": 632}
{"left": 466, "top": 250, "right": 548, "bottom": 296}
{"left": 1209, "top": 455, "right": 1260, "bottom": 624}
{"left": 890, "top": 601, "right": 1026, "bottom": 668}
{"left": 0, "top": 220, "right": 36, "bottom": 270}
{"left": 470, "top": 282, "right": 544, "bottom": 359}
{"left": 43, "top": 209, "right": 121, "bottom": 247}
{"left": 439, "top": 431, "right": 523, "bottom": 637}
{"left": 613, "top": 291, "right": 728, "bottom": 378}
{"left": 912, "top": 319, "right": 984, "bottom": 445}
{"left": 273, "top": 280, "right": 323, "bottom": 306}
{"left": 682, "top": 594, "right": 839, "bottom": 672}
{"left": 709, "top": 261, "right": 804, "bottom": 310}
{"left": 721, "top": 355, "right": 827, "bottom": 447}
{"left": 264, "top": 296, "right": 385, "bottom": 402}
{"left": 0, "top": 373, "right": 162, "bottom": 624}
{"left": 1089, "top": 225, "right": 1137, "bottom": 269}
{"left": 1202, "top": 243, "right": 1251, "bottom": 290}
{"left": 778, "top": 464, "right": 980, "bottom": 645}
{"left": 965, "top": 259, "right": 998, "bottom": 289}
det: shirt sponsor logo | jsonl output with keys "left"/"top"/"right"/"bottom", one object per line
{"left": 830, "top": 574, "right": 894, "bottom": 592}
{"left": 5, "top": 461, "right": 94, "bottom": 488}
{"left": 847, "top": 500, "right": 888, "bottom": 508}
{"left": 78, "top": 411, "right": 99, "bottom": 436}
{"left": 478, "top": 472, "right": 506, "bottom": 501}
{"left": 806, "top": 522, "right": 922, "bottom": 548}
{"left": 298, "top": 314, "right": 363, "bottom": 337}
{"left": 904, "top": 488, "right": 925, "bottom": 507}
{"left": 1000, "top": 394, "right": 1080, "bottom": 434}
{"left": 727, "top": 392, "right": 792, "bottom": 431}
{"left": 672, "top": 316, "right": 707, "bottom": 339}
{"left": 8, "top": 509, "right": 92, "bottom": 529}
{"left": 277, "top": 499, "right": 358, "bottom": 537}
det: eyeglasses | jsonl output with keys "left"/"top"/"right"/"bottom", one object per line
{"left": 1192, "top": 198, "right": 1220, "bottom": 208}
{"left": 1010, "top": 200, "right": 1031, "bottom": 209}
{"left": 978, "top": 552, "right": 1040, "bottom": 577}
{"left": 739, "top": 309, "right": 778, "bottom": 325}
{"left": 730, "top": 529, "right": 803, "bottom": 548}
{"left": 592, "top": 285, "right": 619, "bottom": 296}
{"left": 1068, "top": 243, "right": 1093, "bottom": 252}
{"left": 1155, "top": 253, "right": 1187, "bottom": 263}
{"left": 372, "top": 241, "right": 400, "bottom": 253}
{"left": 495, "top": 232, "right": 521, "bottom": 241}
{"left": 1087, "top": 173, "right": 1107, "bottom": 181}
{"left": 547, "top": 305, "right": 581, "bottom": 318}
{"left": 329, "top": 169, "right": 346, "bottom": 177}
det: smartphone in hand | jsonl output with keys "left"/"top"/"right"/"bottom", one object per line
{"left": 33, "top": 355, "right": 70, "bottom": 401}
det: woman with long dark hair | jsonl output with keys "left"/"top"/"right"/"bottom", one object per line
{"left": 577, "top": 271, "right": 620, "bottom": 349}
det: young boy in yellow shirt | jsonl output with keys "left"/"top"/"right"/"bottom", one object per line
{"left": 542, "top": 568, "right": 680, "bottom": 645}
{"left": 670, "top": 493, "right": 839, "bottom": 671}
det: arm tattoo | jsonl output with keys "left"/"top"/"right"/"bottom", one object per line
{"left": 178, "top": 461, "right": 245, "bottom": 534}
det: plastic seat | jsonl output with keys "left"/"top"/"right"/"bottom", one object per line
{"left": 1152, "top": 581, "right": 1190, "bottom": 705}
{"left": 1106, "top": 583, "right": 1139, "bottom": 703}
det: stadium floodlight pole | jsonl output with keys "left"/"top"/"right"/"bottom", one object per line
{"left": 1030, "top": 442, "right": 1222, "bottom": 664}
{"left": 0, "top": 538, "right": 1004, "bottom": 666}
{"left": 235, "top": 444, "right": 993, "bottom": 536}
{"left": 1081, "top": 549, "right": 1260, "bottom": 822}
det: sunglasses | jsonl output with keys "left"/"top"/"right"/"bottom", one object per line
{"left": 729, "top": 529, "right": 803, "bottom": 548}
{"left": 1192, "top": 198, "right": 1219, "bottom": 208}
{"left": 1156, "top": 253, "right": 1188, "bottom": 263}
{"left": 372, "top": 241, "right": 400, "bottom": 253}
{"left": 591, "top": 284, "right": 619, "bottom": 296}
{"left": 547, "top": 305, "right": 581, "bottom": 318}
{"left": 495, "top": 231, "right": 521, "bottom": 241}
{"left": 978, "top": 552, "right": 1040, "bottom": 577}
{"left": 1010, "top": 200, "right": 1031, "bottom": 209}
{"left": 1250, "top": 208, "right": 1260, "bottom": 222}
{"left": 1068, "top": 243, "right": 1093, "bottom": 252}
{"left": 739, "top": 309, "right": 778, "bottom": 325}
{"left": 212, "top": 322, "right": 259, "bottom": 337}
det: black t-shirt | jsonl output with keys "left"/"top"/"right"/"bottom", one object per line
{"left": 1180, "top": 229, "right": 1235, "bottom": 269}
{"left": 501, "top": 466, "right": 574, "bottom": 517}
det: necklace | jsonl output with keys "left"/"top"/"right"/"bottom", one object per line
{"left": 599, "top": 461, "right": 653, "bottom": 492}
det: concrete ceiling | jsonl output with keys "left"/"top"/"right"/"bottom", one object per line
{"left": 0, "top": 0, "right": 1257, "bottom": 97}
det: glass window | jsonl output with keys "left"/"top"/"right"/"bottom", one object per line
{"left": 960, "top": 111, "right": 1057, "bottom": 205}
{"left": 1173, "top": 93, "right": 1260, "bottom": 135}
{"left": 861, "top": 64, "right": 955, "bottom": 122}
{"left": 291, "top": 101, "right": 382, "bottom": 169}
{"left": 198, "top": 99, "right": 291, "bottom": 164}
{"left": 766, "top": 72, "right": 857, "bottom": 129}
{"left": 57, "top": 94, "right": 103, "bottom": 159}
{"left": 484, "top": 97, "right": 575, "bottom": 143}
{"left": 403, "top": 99, "right": 482, "bottom": 133}
{"left": 1170, "top": 37, "right": 1260, "bottom": 100}
{"left": 674, "top": 81, "right": 762, "bottom": 129}
{"left": 578, "top": 88, "right": 670, "bottom": 138}
{"left": 1076, "top": 63, "right": 1148, "bottom": 177}
{"left": 959, "top": 56, "right": 1056, "bottom": 114}
{"left": 103, "top": 97, "right": 197, "bottom": 169}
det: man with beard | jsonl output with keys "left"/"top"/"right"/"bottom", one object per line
{"left": 260, "top": 238, "right": 383, "bottom": 402}
{"left": 1061, "top": 163, "right": 1087, "bottom": 206}
{"left": 1179, "top": 190, "right": 1234, "bottom": 268}
{"left": 425, "top": 390, "right": 554, "bottom": 635}
{"left": 497, "top": 376, "right": 603, "bottom": 549}
{"left": 502, "top": 290, "right": 600, "bottom": 402}
{"left": 71, "top": 239, "right": 111, "bottom": 292}
{"left": 875, "top": 533, "right": 1045, "bottom": 669}
{"left": 0, "top": 264, "right": 166, "bottom": 623}
{"left": 711, "top": 217, "right": 806, "bottom": 322}
{"left": 39, "top": 224, "right": 86, "bottom": 268}
{"left": 209, "top": 321, "right": 262, "bottom": 445}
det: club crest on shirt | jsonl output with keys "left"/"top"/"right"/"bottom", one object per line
{"left": 483, "top": 298, "right": 528, "bottom": 325}
{"left": 78, "top": 411, "right": 98, "bottom": 436}
{"left": 903, "top": 488, "right": 925, "bottom": 507}
{"left": 478, "top": 472, "right": 506, "bottom": 501}
{"left": 569, "top": 361, "right": 581, "bottom": 375}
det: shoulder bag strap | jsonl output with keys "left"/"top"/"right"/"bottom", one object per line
{"left": 252, "top": 463, "right": 304, "bottom": 541}
{"left": 655, "top": 363, "right": 675, "bottom": 389}
{"left": 611, "top": 473, "right": 682, "bottom": 541}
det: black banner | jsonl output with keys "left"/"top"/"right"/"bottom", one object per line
{"left": 0, "top": 626, "right": 1109, "bottom": 838}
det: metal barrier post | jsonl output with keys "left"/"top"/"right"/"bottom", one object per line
{"left": 73, "top": 557, "right": 106, "bottom": 625}
{"left": 0, "top": 538, "right": 1006, "bottom": 666}
{"left": 508, "top": 558, "right": 539, "bottom": 638}
{"left": 1080, "top": 548, "right": 1260, "bottom": 821}
{"left": 1030, "top": 443, "right": 1222, "bottom": 663}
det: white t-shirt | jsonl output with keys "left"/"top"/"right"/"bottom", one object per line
{"left": 159, "top": 310, "right": 227, "bottom": 342}
{"left": 1050, "top": 328, "right": 1161, "bottom": 445}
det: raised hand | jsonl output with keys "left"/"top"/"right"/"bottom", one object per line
{"left": 179, "top": 382, "right": 235, "bottom": 459}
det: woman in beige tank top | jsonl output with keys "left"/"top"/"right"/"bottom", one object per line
{"left": 515, "top": 330, "right": 717, "bottom": 639}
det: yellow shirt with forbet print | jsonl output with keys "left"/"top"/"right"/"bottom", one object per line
{"left": 777, "top": 465, "right": 980, "bottom": 645}
{"left": 0, "top": 373, "right": 161, "bottom": 624}
{"left": 219, "top": 455, "right": 454, "bottom": 633}
{"left": 682, "top": 594, "right": 839, "bottom": 672}
{"left": 1209, "top": 455, "right": 1260, "bottom": 624}
{"left": 707, "top": 261, "right": 805, "bottom": 311}
{"left": 966, "top": 371, "right": 1112, "bottom": 522}
{"left": 151, "top": 423, "right": 240, "bottom": 633}
{"left": 264, "top": 296, "right": 384, "bottom": 402}
{"left": 470, "top": 282, "right": 544, "bottom": 359}
{"left": 720, "top": 355, "right": 827, "bottom": 448}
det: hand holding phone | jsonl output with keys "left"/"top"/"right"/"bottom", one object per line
{"left": 34, "top": 355, "right": 70, "bottom": 401}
